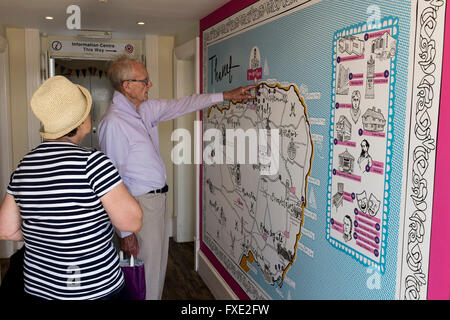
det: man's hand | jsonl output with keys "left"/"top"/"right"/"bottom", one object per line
{"left": 119, "top": 233, "right": 139, "bottom": 257}
{"left": 223, "top": 84, "right": 258, "bottom": 102}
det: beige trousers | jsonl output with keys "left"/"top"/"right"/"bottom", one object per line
{"left": 135, "top": 192, "right": 169, "bottom": 300}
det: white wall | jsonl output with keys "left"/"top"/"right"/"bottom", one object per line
{"left": 173, "top": 56, "right": 196, "bottom": 242}
{"left": 0, "top": 27, "right": 25, "bottom": 258}
{"left": 145, "top": 34, "right": 177, "bottom": 235}
{"left": 0, "top": 26, "right": 11, "bottom": 194}
{"left": 0, "top": 27, "right": 42, "bottom": 258}
{"left": 174, "top": 22, "right": 199, "bottom": 48}
{"left": 6, "top": 28, "right": 29, "bottom": 168}
{"left": 0, "top": 25, "right": 12, "bottom": 203}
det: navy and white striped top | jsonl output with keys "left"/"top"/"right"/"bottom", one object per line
{"left": 7, "top": 142, "right": 124, "bottom": 300}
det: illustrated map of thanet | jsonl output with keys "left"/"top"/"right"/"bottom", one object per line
{"left": 202, "top": 82, "right": 313, "bottom": 298}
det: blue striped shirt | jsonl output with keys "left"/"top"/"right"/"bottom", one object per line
{"left": 7, "top": 142, "right": 124, "bottom": 300}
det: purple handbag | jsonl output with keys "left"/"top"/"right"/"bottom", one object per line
{"left": 120, "top": 254, "right": 146, "bottom": 300}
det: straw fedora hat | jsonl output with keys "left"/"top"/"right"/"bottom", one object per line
{"left": 30, "top": 76, "right": 92, "bottom": 139}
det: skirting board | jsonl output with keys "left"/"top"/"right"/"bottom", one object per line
{"left": 197, "top": 251, "right": 238, "bottom": 300}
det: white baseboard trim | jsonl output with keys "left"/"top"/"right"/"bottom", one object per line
{"left": 197, "top": 251, "right": 238, "bottom": 300}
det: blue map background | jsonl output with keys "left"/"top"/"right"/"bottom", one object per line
{"left": 204, "top": 0, "right": 412, "bottom": 299}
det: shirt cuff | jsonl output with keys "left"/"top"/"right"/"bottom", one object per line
{"left": 211, "top": 93, "right": 224, "bottom": 104}
{"left": 117, "top": 230, "right": 133, "bottom": 238}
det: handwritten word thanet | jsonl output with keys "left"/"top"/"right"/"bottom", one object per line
{"left": 209, "top": 55, "right": 240, "bottom": 85}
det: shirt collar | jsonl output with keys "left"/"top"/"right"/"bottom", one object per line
{"left": 112, "top": 91, "right": 141, "bottom": 118}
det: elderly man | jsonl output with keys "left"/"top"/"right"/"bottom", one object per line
{"left": 98, "top": 56, "right": 255, "bottom": 300}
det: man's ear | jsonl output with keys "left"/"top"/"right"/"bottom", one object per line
{"left": 122, "top": 81, "right": 128, "bottom": 91}
{"left": 119, "top": 81, "right": 130, "bottom": 95}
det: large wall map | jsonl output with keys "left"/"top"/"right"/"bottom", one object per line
{"left": 200, "top": 0, "right": 448, "bottom": 300}
{"left": 203, "top": 82, "right": 313, "bottom": 296}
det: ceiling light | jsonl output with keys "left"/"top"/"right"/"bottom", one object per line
{"left": 98, "top": 0, "right": 108, "bottom": 3}
{"left": 45, "top": 16, "right": 54, "bottom": 20}
{"left": 137, "top": 21, "right": 145, "bottom": 25}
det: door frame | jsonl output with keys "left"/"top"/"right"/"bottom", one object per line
{"left": 25, "top": 29, "right": 42, "bottom": 150}
{"left": 0, "top": 37, "right": 12, "bottom": 192}
{"left": 173, "top": 37, "right": 201, "bottom": 269}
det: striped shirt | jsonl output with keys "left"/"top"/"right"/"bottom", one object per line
{"left": 7, "top": 142, "right": 124, "bottom": 300}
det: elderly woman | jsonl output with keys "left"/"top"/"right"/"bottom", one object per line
{"left": 0, "top": 76, "right": 142, "bottom": 300}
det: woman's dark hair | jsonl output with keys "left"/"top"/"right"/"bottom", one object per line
{"left": 65, "top": 127, "right": 78, "bottom": 137}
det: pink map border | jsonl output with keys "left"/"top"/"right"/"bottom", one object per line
{"left": 427, "top": 1, "right": 450, "bottom": 300}
{"left": 199, "top": 0, "right": 259, "bottom": 300}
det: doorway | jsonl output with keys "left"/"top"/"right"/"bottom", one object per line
{"left": 173, "top": 37, "right": 200, "bottom": 269}
{"left": 53, "top": 58, "right": 113, "bottom": 150}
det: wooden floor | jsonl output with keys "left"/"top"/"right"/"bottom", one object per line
{"left": 0, "top": 238, "right": 215, "bottom": 300}
{"left": 162, "top": 239, "right": 214, "bottom": 300}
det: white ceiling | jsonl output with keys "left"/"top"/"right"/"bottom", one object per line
{"left": 0, "top": 0, "right": 230, "bottom": 39}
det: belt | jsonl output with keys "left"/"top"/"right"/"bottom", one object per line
{"left": 147, "top": 184, "right": 169, "bottom": 194}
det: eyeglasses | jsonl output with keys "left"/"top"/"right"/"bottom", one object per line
{"left": 123, "top": 78, "right": 150, "bottom": 85}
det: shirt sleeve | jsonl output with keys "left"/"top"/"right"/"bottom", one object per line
{"left": 86, "top": 150, "right": 122, "bottom": 198}
{"left": 6, "top": 171, "right": 16, "bottom": 196}
{"left": 7, "top": 160, "right": 23, "bottom": 197}
{"left": 140, "top": 93, "right": 223, "bottom": 125}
